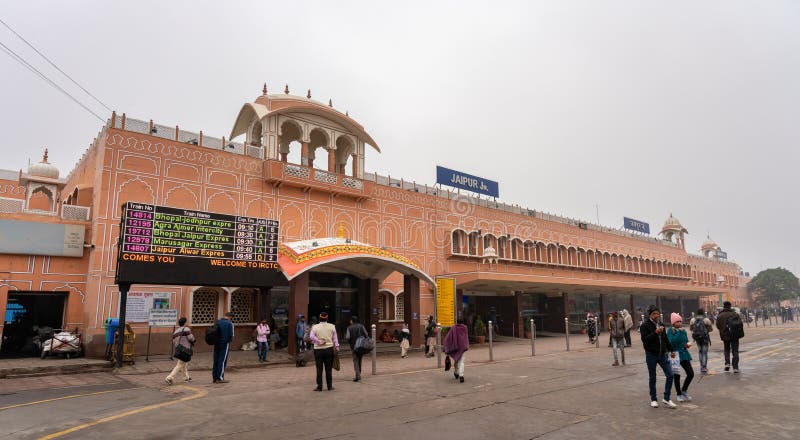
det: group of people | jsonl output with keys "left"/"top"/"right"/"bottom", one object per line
{"left": 640, "top": 301, "right": 744, "bottom": 409}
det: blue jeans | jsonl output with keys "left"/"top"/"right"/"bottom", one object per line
{"left": 697, "top": 343, "right": 709, "bottom": 370}
{"left": 212, "top": 343, "right": 230, "bottom": 381}
{"left": 645, "top": 351, "right": 673, "bottom": 402}
{"left": 257, "top": 341, "right": 268, "bottom": 361}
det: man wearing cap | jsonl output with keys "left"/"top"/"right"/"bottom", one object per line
{"left": 310, "top": 312, "right": 339, "bottom": 391}
{"left": 640, "top": 305, "right": 676, "bottom": 408}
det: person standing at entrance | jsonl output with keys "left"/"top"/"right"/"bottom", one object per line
{"left": 609, "top": 312, "right": 626, "bottom": 366}
{"left": 345, "top": 316, "right": 368, "bottom": 382}
{"left": 425, "top": 316, "right": 437, "bottom": 358}
{"left": 212, "top": 312, "right": 234, "bottom": 384}
{"left": 689, "top": 308, "right": 713, "bottom": 374}
{"left": 716, "top": 301, "right": 744, "bottom": 373}
{"left": 443, "top": 318, "right": 469, "bottom": 382}
{"left": 165, "top": 317, "right": 194, "bottom": 385}
{"left": 399, "top": 323, "right": 411, "bottom": 358}
{"left": 310, "top": 312, "right": 339, "bottom": 391}
{"left": 296, "top": 315, "right": 307, "bottom": 352}
{"left": 640, "top": 305, "right": 676, "bottom": 408}
{"left": 621, "top": 309, "right": 634, "bottom": 347}
{"left": 255, "top": 320, "right": 270, "bottom": 362}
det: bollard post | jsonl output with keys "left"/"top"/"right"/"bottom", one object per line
{"left": 436, "top": 323, "right": 442, "bottom": 369}
{"left": 530, "top": 319, "right": 535, "bottom": 356}
{"left": 565, "top": 317, "right": 570, "bottom": 351}
{"left": 488, "top": 320, "right": 494, "bottom": 362}
{"left": 371, "top": 324, "right": 377, "bottom": 375}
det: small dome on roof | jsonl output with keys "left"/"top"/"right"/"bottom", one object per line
{"left": 28, "top": 149, "right": 59, "bottom": 179}
{"left": 701, "top": 236, "right": 719, "bottom": 251}
{"left": 663, "top": 213, "right": 683, "bottom": 228}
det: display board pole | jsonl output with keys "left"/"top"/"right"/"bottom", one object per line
{"left": 116, "top": 283, "right": 130, "bottom": 368}
{"left": 145, "top": 325, "right": 152, "bottom": 362}
{"left": 530, "top": 319, "right": 535, "bottom": 356}
{"left": 371, "top": 324, "right": 377, "bottom": 375}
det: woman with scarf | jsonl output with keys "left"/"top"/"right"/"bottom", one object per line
{"left": 399, "top": 323, "right": 411, "bottom": 358}
{"left": 443, "top": 318, "right": 469, "bottom": 383}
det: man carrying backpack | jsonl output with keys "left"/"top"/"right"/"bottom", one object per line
{"left": 689, "top": 308, "right": 713, "bottom": 374}
{"left": 715, "top": 301, "right": 744, "bottom": 373}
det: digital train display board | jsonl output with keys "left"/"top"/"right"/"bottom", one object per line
{"left": 115, "top": 202, "right": 286, "bottom": 286}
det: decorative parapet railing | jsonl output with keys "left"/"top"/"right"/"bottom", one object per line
{"left": 362, "top": 171, "right": 681, "bottom": 249}
{"left": 264, "top": 161, "right": 365, "bottom": 198}
{"left": 62, "top": 204, "right": 91, "bottom": 221}
{"left": 0, "top": 197, "right": 24, "bottom": 214}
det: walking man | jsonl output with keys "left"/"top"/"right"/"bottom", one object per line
{"left": 212, "top": 312, "right": 234, "bottom": 384}
{"left": 640, "top": 305, "right": 676, "bottom": 408}
{"left": 424, "top": 316, "right": 437, "bottom": 358}
{"left": 609, "top": 312, "right": 626, "bottom": 366}
{"left": 345, "top": 316, "right": 368, "bottom": 382}
{"left": 716, "top": 301, "right": 744, "bottom": 373}
{"left": 689, "top": 308, "right": 713, "bottom": 374}
{"left": 310, "top": 312, "right": 339, "bottom": 391}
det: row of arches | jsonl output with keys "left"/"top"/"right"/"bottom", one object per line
{"left": 450, "top": 229, "right": 692, "bottom": 278}
{"left": 250, "top": 118, "right": 358, "bottom": 176}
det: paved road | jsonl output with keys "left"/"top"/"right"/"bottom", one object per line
{"left": 1, "top": 326, "right": 798, "bottom": 440}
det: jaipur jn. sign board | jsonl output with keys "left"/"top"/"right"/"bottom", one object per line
{"left": 436, "top": 166, "right": 499, "bottom": 198}
{"left": 115, "top": 202, "right": 285, "bottom": 286}
{"left": 623, "top": 217, "right": 650, "bottom": 235}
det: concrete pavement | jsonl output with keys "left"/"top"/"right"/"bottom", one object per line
{"left": 1, "top": 324, "right": 799, "bottom": 439}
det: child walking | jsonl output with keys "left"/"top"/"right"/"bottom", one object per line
{"left": 666, "top": 313, "right": 695, "bottom": 402}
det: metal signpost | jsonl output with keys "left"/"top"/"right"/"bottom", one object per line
{"left": 371, "top": 324, "right": 377, "bottom": 375}
{"left": 565, "top": 317, "right": 570, "bottom": 351}
{"left": 488, "top": 320, "right": 494, "bottom": 362}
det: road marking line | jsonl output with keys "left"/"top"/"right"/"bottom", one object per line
{"left": 0, "top": 387, "right": 142, "bottom": 411}
{"left": 37, "top": 385, "right": 207, "bottom": 440}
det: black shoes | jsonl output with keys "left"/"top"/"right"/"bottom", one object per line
{"left": 459, "top": 376, "right": 465, "bottom": 383}
{"left": 314, "top": 387, "right": 323, "bottom": 392}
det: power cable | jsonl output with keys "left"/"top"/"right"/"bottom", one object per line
{"left": 0, "top": 39, "right": 105, "bottom": 122}
{"left": 0, "top": 17, "right": 112, "bottom": 112}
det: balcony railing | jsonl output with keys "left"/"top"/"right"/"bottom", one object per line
{"left": 264, "top": 161, "right": 365, "bottom": 197}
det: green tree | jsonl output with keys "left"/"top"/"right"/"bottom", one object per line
{"left": 747, "top": 267, "right": 800, "bottom": 305}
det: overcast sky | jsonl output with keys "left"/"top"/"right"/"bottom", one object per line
{"left": 2, "top": 1, "right": 798, "bottom": 274}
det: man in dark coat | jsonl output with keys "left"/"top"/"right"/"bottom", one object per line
{"left": 212, "top": 312, "right": 234, "bottom": 384}
{"left": 640, "top": 305, "right": 676, "bottom": 409}
{"left": 715, "top": 301, "right": 742, "bottom": 373}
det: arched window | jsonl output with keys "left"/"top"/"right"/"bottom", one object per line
{"left": 279, "top": 119, "right": 303, "bottom": 164}
{"left": 468, "top": 232, "right": 480, "bottom": 256}
{"left": 335, "top": 135, "right": 355, "bottom": 176}
{"left": 511, "top": 238, "right": 523, "bottom": 260}
{"left": 483, "top": 234, "right": 498, "bottom": 253}
{"left": 379, "top": 291, "right": 394, "bottom": 320}
{"left": 568, "top": 247, "right": 578, "bottom": 266}
{"left": 395, "top": 292, "right": 405, "bottom": 321}
{"left": 250, "top": 121, "right": 263, "bottom": 147}
{"left": 587, "top": 250, "right": 596, "bottom": 268}
{"left": 523, "top": 241, "right": 535, "bottom": 261}
{"left": 497, "top": 236, "right": 509, "bottom": 259}
{"left": 451, "top": 229, "right": 467, "bottom": 254}
{"left": 230, "top": 288, "right": 256, "bottom": 324}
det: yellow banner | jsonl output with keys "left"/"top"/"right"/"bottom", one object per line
{"left": 435, "top": 277, "right": 456, "bottom": 327}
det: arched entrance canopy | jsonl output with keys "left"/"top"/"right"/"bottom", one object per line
{"left": 278, "top": 237, "right": 433, "bottom": 285}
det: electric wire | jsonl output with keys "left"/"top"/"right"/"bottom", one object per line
{"left": 0, "top": 39, "right": 105, "bottom": 122}
{"left": 0, "top": 17, "right": 112, "bottom": 112}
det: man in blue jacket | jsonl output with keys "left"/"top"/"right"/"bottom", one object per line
{"left": 640, "top": 305, "right": 676, "bottom": 409}
{"left": 213, "top": 312, "right": 234, "bottom": 384}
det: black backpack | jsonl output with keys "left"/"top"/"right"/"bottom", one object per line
{"left": 204, "top": 322, "right": 220, "bottom": 345}
{"left": 725, "top": 313, "right": 745, "bottom": 340}
{"left": 691, "top": 318, "right": 709, "bottom": 344}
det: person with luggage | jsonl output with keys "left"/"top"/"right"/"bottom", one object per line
{"left": 345, "top": 316, "right": 369, "bottom": 382}
{"left": 424, "top": 316, "right": 437, "bottom": 358}
{"left": 443, "top": 318, "right": 469, "bottom": 383}
{"left": 310, "top": 312, "right": 339, "bottom": 391}
{"left": 689, "top": 308, "right": 713, "bottom": 374}
{"left": 399, "top": 323, "right": 411, "bottom": 358}
{"left": 165, "top": 317, "right": 194, "bottom": 385}
{"left": 609, "top": 312, "right": 626, "bottom": 366}
{"left": 640, "top": 305, "right": 676, "bottom": 409}
{"left": 254, "top": 319, "right": 270, "bottom": 363}
{"left": 666, "top": 313, "right": 694, "bottom": 402}
{"left": 716, "top": 301, "right": 744, "bottom": 373}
